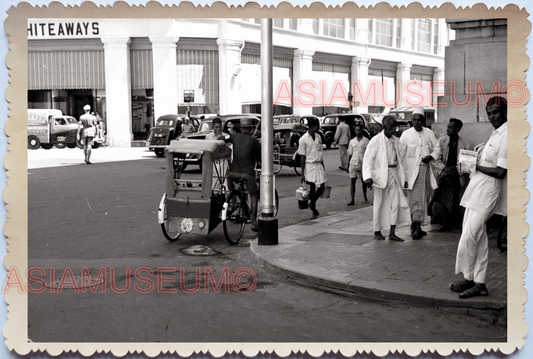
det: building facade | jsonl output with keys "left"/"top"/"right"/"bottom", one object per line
{"left": 28, "top": 18, "right": 450, "bottom": 147}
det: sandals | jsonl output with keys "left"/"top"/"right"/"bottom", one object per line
{"left": 449, "top": 279, "right": 475, "bottom": 293}
{"left": 458, "top": 283, "right": 489, "bottom": 299}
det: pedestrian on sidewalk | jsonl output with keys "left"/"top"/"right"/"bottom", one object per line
{"left": 347, "top": 124, "right": 369, "bottom": 205}
{"left": 298, "top": 117, "right": 327, "bottom": 220}
{"left": 334, "top": 117, "right": 351, "bottom": 171}
{"left": 399, "top": 108, "right": 441, "bottom": 239}
{"left": 77, "top": 104, "right": 97, "bottom": 165}
{"left": 362, "top": 115, "right": 410, "bottom": 242}
{"left": 428, "top": 118, "right": 472, "bottom": 232}
{"left": 449, "top": 96, "right": 507, "bottom": 299}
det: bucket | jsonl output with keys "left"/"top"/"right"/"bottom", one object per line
{"left": 296, "top": 184, "right": 310, "bottom": 210}
{"left": 298, "top": 199, "right": 309, "bottom": 209}
{"left": 321, "top": 184, "right": 332, "bottom": 198}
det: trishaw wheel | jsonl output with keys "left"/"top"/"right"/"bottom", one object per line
{"left": 273, "top": 163, "right": 282, "bottom": 174}
{"left": 223, "top": 190, "right": 245, "bottom": 245}
{"left": 161, "top": 198, "right": 181, "bottom": 242}
{"left": 293, "top": 165, "right": 302, "bottom": 176}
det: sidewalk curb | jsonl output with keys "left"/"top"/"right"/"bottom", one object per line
{"left": 250, "top": 240, "right": 507, "bottom": 325}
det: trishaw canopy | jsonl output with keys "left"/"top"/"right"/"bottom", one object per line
{"left": 167, "top": 139, "right": 232, "bottom": 160}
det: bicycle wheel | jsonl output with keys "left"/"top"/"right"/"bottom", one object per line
{"left": 497, "top": 215, "right": 507, "bottom": 252}
{"left": 257, "top": 189, "right": 279, "bottom": 218}
{"left": 273, "top": 162, "right": 282, "bottom": 174}
{"left": 160, "top": 197, "right": 181, "bottom": 242}
{"left": 223, "top": 190, "right": 246, "bottom": 245}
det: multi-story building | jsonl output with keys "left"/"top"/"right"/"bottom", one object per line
{"left": 27, "top": 18, "right": 450, "bottom": 147}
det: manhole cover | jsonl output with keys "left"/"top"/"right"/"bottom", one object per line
{"left": 45, "top": 275, "right": 105, "bottom": 289}
{"left": 181, "top": 245, "right": 219, "bottom": 256}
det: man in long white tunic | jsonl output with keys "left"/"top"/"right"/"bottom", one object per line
{"left": 399, "top": 108, "right": 441, "bottom": 239}
{"left": 363, "top": 116, "right": 411, "bottom": 242}
{"left": 450, "top": 96, "right": 507, "bottom": 299}
{"left": 298, "top": 117, "right": 327, "bottom": 220}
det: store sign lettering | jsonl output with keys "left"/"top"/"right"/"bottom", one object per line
{"left": 27, "top": 21, "right": 99, "bottom": 38}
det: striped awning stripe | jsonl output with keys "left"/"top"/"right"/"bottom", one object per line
{"left": 131, "top": 49, "right": 153, "bottom": 89}
{"left": 28, "top": 50, "right": 105, "bottom": 90}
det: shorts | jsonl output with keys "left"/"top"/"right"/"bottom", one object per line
{"left": 349, "top": 166, "right": 362, "bottom": 179}
{"left": 229, "top": 172, "right": 258, "bottom": 193}
{"left": 84, "top": 127, "right": 95, "bottom": 138}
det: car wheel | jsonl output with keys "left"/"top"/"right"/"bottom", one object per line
{"left": 67, "top": 143, "right": 77, "bottom": 149}
{"left": 41, "top": 143, "right": 53, "bottom": 150}
{"left": 28, "top": 136, "right": 40, "bottom": 150}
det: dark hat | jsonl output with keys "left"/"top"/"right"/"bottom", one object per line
{"left": 307, "top": 117, "right": 320, "bottom": 127}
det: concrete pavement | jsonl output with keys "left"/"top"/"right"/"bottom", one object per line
{"left": 251, "top": 193, "right": 507, "bottom": 317}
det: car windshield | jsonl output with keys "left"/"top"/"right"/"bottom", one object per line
{"left": 199, "top": 121, "right": 213, "bottom": 132}
{"left": 324, "top": 117, "right": 338, "bottom": 124}
{"left": 65, "top": 117, "right": 78, "bottom": 124}
{"left": 158, "top": 119, "right": 173, "bottom": 126}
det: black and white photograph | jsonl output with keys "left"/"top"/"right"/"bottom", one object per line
{"left": 1, "top": 1, "right": 530, "bottom": 358}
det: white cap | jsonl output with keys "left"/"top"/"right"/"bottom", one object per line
{"left": 83, "top": 105, "right": 91, "bottom": 111}
{"left": 412, "top": 107, "right": 425, "bottom": 117}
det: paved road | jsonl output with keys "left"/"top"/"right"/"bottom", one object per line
{"left": 26, "top": 147, "right": 505, "bottom": 343}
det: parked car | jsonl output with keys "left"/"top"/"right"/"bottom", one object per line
{"left": 320, "top": 113, "right": 372, "bottom": 148}
{"left": 273, "top": 114, "right": 326, "bottom": 147}
{"left": 147, "top": 114, "right": 185, "bottom": 157}
{"left": 181, "top": 114, "right": 261, "bottom": 169}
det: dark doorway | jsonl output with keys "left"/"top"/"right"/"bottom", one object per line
{"left": 73, "top": 91, "right": 94, "bottom": 120}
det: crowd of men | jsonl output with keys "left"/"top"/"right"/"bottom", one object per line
{"left": 358, "top": 96, "right": 507, "bottom": 299}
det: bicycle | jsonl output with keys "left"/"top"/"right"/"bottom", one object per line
{"left": 223, "top": 169, "right": 279, "bottom": 245}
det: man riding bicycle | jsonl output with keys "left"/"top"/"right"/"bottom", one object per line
{"left": 225, "top": 118, "right": 261, "bottom": 232}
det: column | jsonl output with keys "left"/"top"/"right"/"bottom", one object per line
{"left": 292, "top": 49, "right": 315, "bottom": 115}
{"left": 217, "top": 38, "right": 244, "bottom": 115}
{"left": 102, "top": 36, "right": 132, "bottom": 147}
{"left": 150, "top": 37, "right": 179, "bottom": 121}
{"left": 351, "top": 56, "right": 371, "bottom": 113}
{"left": 433, "top": 67, "right": 445, "bottom": 116}
{"left": 396, "top": 62, "right": 412, "bottom": 108}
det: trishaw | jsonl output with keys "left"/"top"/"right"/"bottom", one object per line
{"left": 273, "top": 122, "right": 308, "bottom": 175}
{"left": 158, "top": 139, "right": 231, "bottom": 242}
{"left": 158, "top": 138, "right": 279, "bottom": 245}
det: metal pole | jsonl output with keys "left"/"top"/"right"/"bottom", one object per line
{"left": 260, "top": 19, "right": 274, "bottom": 215}
{"left": 258, "top": 18, "right": 278, "bottom": 245}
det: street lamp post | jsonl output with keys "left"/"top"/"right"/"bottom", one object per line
{"left": 258, "top": 18, "right": 278, "bottom": 245}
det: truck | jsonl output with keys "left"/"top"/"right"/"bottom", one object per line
{"left": 28, "top": 109, "right": 81, "bottom": 150}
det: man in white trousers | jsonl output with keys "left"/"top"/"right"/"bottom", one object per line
{"left": 449, "top": 96, "right": 507, "bottom": 299}
{"left": 363, "top": 116, "right": 411, "bottom": 242}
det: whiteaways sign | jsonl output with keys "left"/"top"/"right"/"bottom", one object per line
{"left": 28, "top": 20, "right": 100, "bottom": 39}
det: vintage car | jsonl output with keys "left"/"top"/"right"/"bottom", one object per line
{"left": 320, "top": 113, "right": 372, "bottom": 147}
{"left": 180, "top": 114, "right": 261, "bottom": 170}
{"left": 147, "top": 115, "right": 185, "bottom": 157}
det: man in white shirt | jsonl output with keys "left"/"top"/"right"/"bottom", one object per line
{"left": 363, "top": 116, "right": 410, "bottom": 242}
{"left": 77, "top": 104, "right": 96, "bottom": 165}
{"left": 347, "top": 124, "right": 370, "bottom": 205}
{"left": 334, "top": 117, "right": 351, "bottom": 171}
{"left": 449, "top": 96, "right": 507, "bottom": 299}
{"left": 399, "top": 108, "right": 441, "bottom": 239}
{"left": 298, "top": 117, "right": 327, "bottom": 220}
